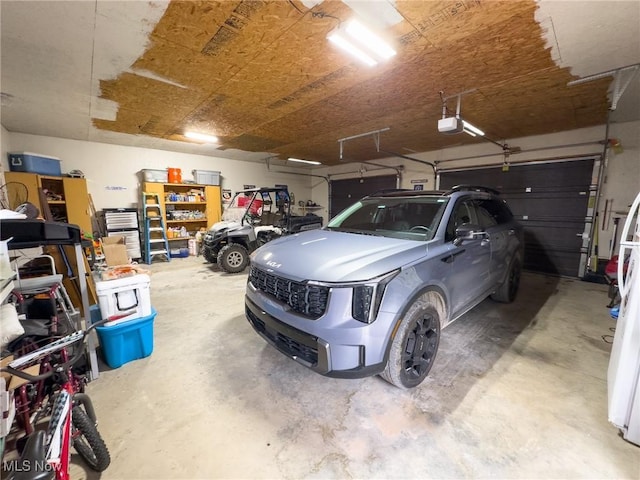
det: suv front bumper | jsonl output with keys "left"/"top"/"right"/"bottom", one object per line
{"left": 245, "top": 296, "right": 386, "bottom": 378}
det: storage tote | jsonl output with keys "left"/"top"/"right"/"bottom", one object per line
{"left": 192, "top": 169, "right": 221, "bottom": 185}
{"left": 95, "top": 273, "right": 151, "bottom": 326}
{"left": 141, "top": 169, "right": 168, "bottom": 183}
{"left": 96, "top": 308, "right": 156, "bottom": 369}
{"left": 8, "top": 152, "right": 62, "bottom": 176}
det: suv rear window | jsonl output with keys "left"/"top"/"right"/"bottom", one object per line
{"left": 327, "top": 196, "right": 448, "bottom": 240}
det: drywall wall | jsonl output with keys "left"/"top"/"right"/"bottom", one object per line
{"left": 312, "top": 120, "right": 640, "bottom": 260}
{"left": 2, "top": 133, "right": 314, "bottom": 212}
{"left": 0, "top": 124, "right": 9, "bottom": 205}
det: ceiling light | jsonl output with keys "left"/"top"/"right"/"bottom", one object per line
{"left": 185, "top": 131, "right": 219, "bottom": 143}
{"left": 462, "top": 128, "right": 477, "bottom": 137}
{"left": 345, "top": 20, "right": 396, "bottom": 60}
{"left": 288, "top": 157, "right": 321, "bottom": 165}
{"left": 462, "top": 121, "right": 484, "bottom": 137}
{"left": 328, "top": 33, "right": 377, "bottom": 66}
{"left": 327, "top": 19, "right": 396, "bottom": 66}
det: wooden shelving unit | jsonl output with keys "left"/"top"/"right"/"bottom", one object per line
{"left": 142, "top": 182, "right": 222, "bottom": 244}
{"left": 5, "top": 171, "right": 92, "bottom": 234}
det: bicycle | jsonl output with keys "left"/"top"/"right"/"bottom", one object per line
{"left": 1, "top": 319, "right": 111, "bottom": 479}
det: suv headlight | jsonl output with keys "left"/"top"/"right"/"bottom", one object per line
{"left": 351, "top": 270, "right": 399, "bottom": 323}
{"left": 306, "top": 270, "right": 399, "bottom": 323}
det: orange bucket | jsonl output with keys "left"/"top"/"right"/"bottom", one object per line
{"left": 167, "top": 168, "right": 182, "bottom": 184}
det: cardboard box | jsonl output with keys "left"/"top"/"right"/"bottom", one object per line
{"left": 101, "top": 236, "right": 129, "bottom": 267}
{"left": 1, "top": 355, "right": 41, "bottom": 391}
{"left": 1, "top": 355, "right": 41, "bottom": 436}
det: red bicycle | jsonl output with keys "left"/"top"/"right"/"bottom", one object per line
{"left": 2, "top": 321, "right": 110, "bottom": 479}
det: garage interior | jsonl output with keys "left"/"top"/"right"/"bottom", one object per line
{"left": 0, "top": 0, "right": 639, "bottom": 479}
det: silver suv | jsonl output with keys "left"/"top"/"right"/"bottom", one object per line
{"left": 245, "top": 186, "right": 524, "bottom": 388}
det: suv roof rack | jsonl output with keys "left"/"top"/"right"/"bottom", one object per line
{"left": 371, "top": 189, "right": 448, "bottom": 198}
{"left": 447, "top": 185, "right": 500, "bottom": 195}
{"left": 369, "top": 188, "right": 412, "bottom": 196}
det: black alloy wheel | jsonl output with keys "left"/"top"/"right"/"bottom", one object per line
{"left": 401, "top": 313, "right": 440, "bottom": 384}
{"left": 381, "top": 297, "right": 442, "bottom": 389}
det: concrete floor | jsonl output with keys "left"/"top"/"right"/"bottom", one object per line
{"left": 75, "top": 256, "right": 637, "bottom": 479}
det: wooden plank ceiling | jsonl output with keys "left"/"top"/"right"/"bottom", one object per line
{"left": 93, "top": 0, "right": 611, "bottom": 165}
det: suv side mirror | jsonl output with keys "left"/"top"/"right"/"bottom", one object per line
{"left": 454, "top": 224, "right": 486, "bottom": 246}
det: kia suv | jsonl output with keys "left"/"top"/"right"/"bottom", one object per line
{"left": 245, "top": 186, "right": 524, "bottom": 388}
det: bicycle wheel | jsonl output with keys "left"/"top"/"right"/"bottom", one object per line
{"left": 71, "top": 406, "right": 110, "bottom": 472}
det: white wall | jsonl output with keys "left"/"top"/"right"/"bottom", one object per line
{"left": 311, "top": 121, "right": 640, "bottom": 260}
{"left": 0, "top": 124, "right": 9, "bottom": 181}
{"left": 4, "top": 122, "right": 638, "bottom": 260}
{"left": 2, "top": 133, "right": 314, "bottom": 212}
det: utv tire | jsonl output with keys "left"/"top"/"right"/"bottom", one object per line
{"left": 72, "top": 406, "right": 111, "bottom": 472}
{"left": 217, "top": 244, "right": 249, "bottom": 273}
{"left": 203, "top": 247, "right": 218, "bottom": 263}
{"left": 491, "top": 257, "right": 521, "bottom": 303}
{"left": 381, "top": 294, "right": 441, "bottom": 389}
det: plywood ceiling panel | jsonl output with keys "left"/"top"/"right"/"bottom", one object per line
{"left": 3, "top": 0, "right": 635, "bottom": 165}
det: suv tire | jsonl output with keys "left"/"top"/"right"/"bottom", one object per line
{"left": 491, "top": 257, "right": 521, "bottom": 303}
{"left": 217, "top": 244, "right": 249, "bottom": 273}
{"left": 381, "top": 294, "right": 442, "bottom": 389}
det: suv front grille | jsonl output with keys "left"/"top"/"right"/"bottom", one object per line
{"left": 249, "top": 266, "right": 329, "bottom": 318}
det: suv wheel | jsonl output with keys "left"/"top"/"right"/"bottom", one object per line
{"left": 491, "top": 257, "right": 521, "bottom": 303}
{"left": 381, "top": 293, "right": 442, "bottom": 389}
{"left": 217, "top": 244, "right": 249, "bottom": 273}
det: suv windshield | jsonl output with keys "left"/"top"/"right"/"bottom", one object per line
{"left": 327, "top": 195, "right": 449, "bottom": 240}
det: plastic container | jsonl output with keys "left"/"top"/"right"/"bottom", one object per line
{"left": 192, "top": 170, "right": 221, "bottom": 185}
{"left": 8, "top": 153, "right": 62, "bottom": 176}
{"left": 141, "top": 169, "right": 168, "bottom": 183}
{"left": 169, "top": 248, "right": 189, "bottom": 258}
{"left": 95, "top": 274, "right": 151, "bottom": 326}
{"left": 96, "top": 308, "right": 156, "bottom": 369}
{"left": 168, "top": 168, "right": 182, "bottom": 184}
{"left": 188, "top": 239, "right": 197, "bottom": 256}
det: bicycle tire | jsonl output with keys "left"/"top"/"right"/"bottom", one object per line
{"left": 71, "top": 406, "right": 110, "bottom": 472}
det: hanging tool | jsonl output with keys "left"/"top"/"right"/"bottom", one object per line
{"left": 590, "top": 211, "right": 599, "bottom": 272}
{"left": 610, "top": 217, "right": 621, "bottom": 258}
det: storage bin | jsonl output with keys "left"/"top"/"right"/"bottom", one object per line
{"left": 95, "top": 274, "right": 151, "bottom": 326}
{"left": 193, "top": 169, "right": 221, "bottom": 185}
{"left": 141, "top": 169, "right": 168, "bottom": 183}
{"left": 96, "top": 308, "right": 156, "bottom": 369}
{"left": 167, "top": 167, "right": 182, "bottom": 183}
{"left": 169, "top": 248, "right": 189, "bottom": 258}
{"left": 8, "top": 152, "right": 62, "bottom": 176}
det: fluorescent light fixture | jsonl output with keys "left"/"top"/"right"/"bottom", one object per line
{"left": 462, "top": 128, "right": 477, "bottom": 137}
{"left": 288, "top": 157, "right": 321, "bottom": 166}
{"left": 328, "top": 32, "right": 377, "bottom": 66}
{"left": 462, "top": 121, "right": 484, "bottom": 136}
{"left": 327, "top": 19, "right": 396, "bottom": 66}
{"left": 185, "top": 131, "right": 219, "bottom": 143}
{"left": 345, "top": 20, "right": 396, "bottom": 60}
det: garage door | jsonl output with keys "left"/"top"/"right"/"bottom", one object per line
{"left": 439, "top": 157, "right": 599, "bottom": 277}
{"left": 329, "top": 175, "right": 397, "bottom": 218}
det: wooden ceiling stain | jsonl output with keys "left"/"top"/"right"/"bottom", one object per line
{"left": 93, "top": 0, "right": 612, "bottom": 165}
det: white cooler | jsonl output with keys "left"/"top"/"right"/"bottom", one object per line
{"left": 95, "top": 274, "right": 151, "bottom": 326}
